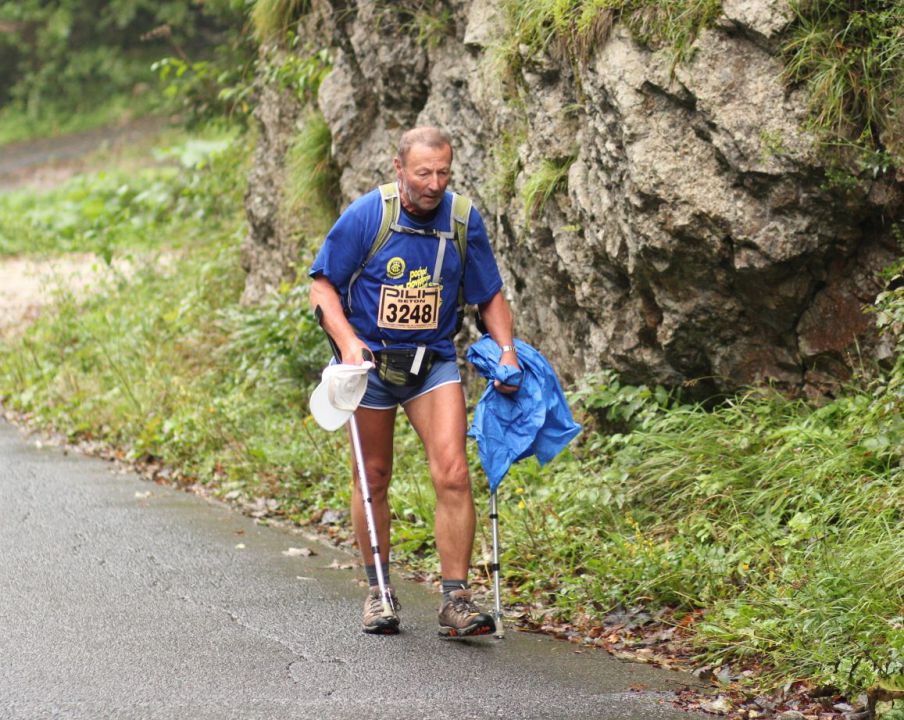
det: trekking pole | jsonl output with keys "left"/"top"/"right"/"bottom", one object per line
{"left": 315, "top": 307, "right": 395, "bottom": 620}
{"left": 347, "top": 405, "right": 395, "bottom": 619}
{"left": 490, "top": 490, "right": 504, "bottom": 638}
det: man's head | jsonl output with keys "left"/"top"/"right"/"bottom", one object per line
{"left": 393, "top": 127, "right": 453, "bottom": 216}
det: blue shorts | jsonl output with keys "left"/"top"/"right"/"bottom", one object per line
{"left": 360, "top": 359, "right": 461, "bottom": 409}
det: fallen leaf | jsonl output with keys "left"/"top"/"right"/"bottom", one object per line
{"left": 282, "top": 547, "right": 315, "bottom": 557}
{"left": 700, "top": 696, "right": 733, "bottom": 715}
{"left": 327, "top": 559, "right": 356, "bottom": 570}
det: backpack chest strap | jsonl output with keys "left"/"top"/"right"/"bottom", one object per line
{"left": 345, "top": 183, "right": 471, "bottom": 318}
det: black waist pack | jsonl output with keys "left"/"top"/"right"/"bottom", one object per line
{"left": 375, "top": 347, "right": 436, "bottom": 387}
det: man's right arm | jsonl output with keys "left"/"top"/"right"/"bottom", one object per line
{"left": 309, "top": 275, "right": 372, "bottom": 365}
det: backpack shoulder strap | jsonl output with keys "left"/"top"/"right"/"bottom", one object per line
{"left": 369, "top": 181, "right": 401, "bottom": 265}
{"left": 450, "top": 192, "right": 471, "bottom": 268}
{"left": 346, "top": 182, "right": 400, "bottom": 312}
{"left": 450, "top": 192, "right": 471, "bottom": 311}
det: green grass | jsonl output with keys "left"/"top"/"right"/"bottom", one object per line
{"left": 251, "top": 0, "right": 310, "bottom": 43}
{"left": 283, "top": 110, "right": 340, "bottom": 240}
{"left": 1, "top": 128, "right": 902, "bottom": 706}
{"left": 369, "top": 2, "right": 454, "bottom": 49}
{"left": 478, "top": 369, "right": 903, "bottom": 699}
{"left": 0, "top": 130, "right": 338, "bottom": 512}
{"left": 498, "top": 0, "right": 722, "bottom": 78}
{"left": 410, "top": 4, "right": 454, "bottom": 49}
{"left": 520, "top": 154, "right": 575, "bottom": 219}
{"left": 0, "top": 93, "right": 159, "bottom": 147}
{"left": 619, "top": 0, "right": 722, "bottom": 63}
{"left": 489, "top": 121, "right": 528, "bottom": 204}
{"left": 0, "top": 129, "right": 237, "bottom": 261}
{"left": 783, "top": 0, "right": 904, "bottom": 167}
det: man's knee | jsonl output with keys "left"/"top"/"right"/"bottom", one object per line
{"left": 432, "top": 455, "right": 470, "bottom": 497}
{"left": 356, "top": 461, "right": 392, "bottom": 499}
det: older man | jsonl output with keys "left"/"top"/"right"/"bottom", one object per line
{"left": 309, "top": 126, "right": 519, "bottom": 636}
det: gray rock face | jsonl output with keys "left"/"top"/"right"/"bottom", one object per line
{"left": 240, "top": 74, "right": 302, "bottom": 305}
{"left": 242, "top": 0, "right": 902, "bottom": 396}
{"left": 720, "top": 0, "right": 794, "bottom": 39}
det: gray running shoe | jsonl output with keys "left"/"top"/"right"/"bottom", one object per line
{"left": 437, "top": 588, "right": 495, "bottom": 638}
{"left": 362, "top": 586, "right": 400, "bottom": 635}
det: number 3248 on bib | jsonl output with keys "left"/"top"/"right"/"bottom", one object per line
{"left": 377, "top": 285, "right": 440, "bottom": 330}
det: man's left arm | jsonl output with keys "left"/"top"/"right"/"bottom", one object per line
{"left": 478, "top": 291, "right": 520, "bottom": 394}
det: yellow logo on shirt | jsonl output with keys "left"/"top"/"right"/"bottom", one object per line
{"left": 386, "top": 257, "right": 406, "bottom": 279}
{"left": 406, "top": 267, "right": 431, "bottom": 288}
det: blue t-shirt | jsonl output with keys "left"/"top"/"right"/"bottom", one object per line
{"left": 309, "top": 187, "right": 503, "bottom": 361}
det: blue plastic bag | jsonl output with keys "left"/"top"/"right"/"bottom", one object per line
{"left": 466, "top": 337, "right": 581, "bottom": 491}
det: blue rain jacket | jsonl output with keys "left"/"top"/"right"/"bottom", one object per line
{"left": 466, "top": 336, "right": 582, "bottom": 491}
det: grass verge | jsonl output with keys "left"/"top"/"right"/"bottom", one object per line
{"left": 0, "top": 92, "right": 160, "bottom": 148}
{"left": 0, "top": 127, "right": 237, "bottom": 260}
{"left": 497, "top": 0, "right": 722, "bottom": 77}
{"left": 783, "top": 0, "right": 904, "bottom": 170}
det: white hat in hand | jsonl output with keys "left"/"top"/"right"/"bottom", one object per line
{"left": 309, "top": 362, "right": 373, "bottom": 431}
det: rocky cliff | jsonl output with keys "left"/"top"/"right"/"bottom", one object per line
{"left": 241, "top": 0, "right": 903, "bottom": 397}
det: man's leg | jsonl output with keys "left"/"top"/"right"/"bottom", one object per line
{"left": 404, "top": 382, "right": 473, "bottom": 579}
{"left": 405, "top": 382, "right": 495, "bottom": 637}
{"left": 350, "top": 405, "right": 399, "bottom": 634}
{"left": 350, "top": 406, "right": 397, "bottom": 570}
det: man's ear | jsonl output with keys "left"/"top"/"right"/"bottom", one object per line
{"left": 392, "top": 156, "right": 402, "bottom": 176}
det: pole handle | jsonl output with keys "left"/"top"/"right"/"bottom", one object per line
{"left": 315, "top": 305, "right": 374, "bottom": 365}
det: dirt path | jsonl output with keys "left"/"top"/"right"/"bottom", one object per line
{"left": 0, "top": 117, "right": 173, "bottom": 338}
{"left": 0, "top": 254, "right": 141, "bottom": 339}
{"left": 0, "top": 115, "right": 169, "bottom": 191}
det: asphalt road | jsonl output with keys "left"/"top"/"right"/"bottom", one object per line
{"left": 0, "top": 420, "right": 706, "bottom": 720}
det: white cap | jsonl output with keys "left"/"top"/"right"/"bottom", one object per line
{"left": 309, "top": 362, "right": 373, "bottom": 431}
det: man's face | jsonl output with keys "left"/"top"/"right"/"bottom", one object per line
{"left": 394, "top": 143, "right": 452, "bottom": 215}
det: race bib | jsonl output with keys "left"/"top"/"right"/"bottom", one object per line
{"left": 377, "top": 285, "right": 440, "bottom": 330}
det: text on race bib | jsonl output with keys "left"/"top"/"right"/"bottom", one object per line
{"left": 377, "top": 285, "right": 440, "bottom": 330}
